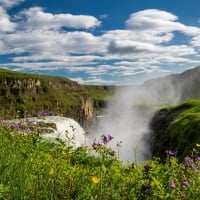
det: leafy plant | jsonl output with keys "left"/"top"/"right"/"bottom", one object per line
{"left": 0, "top": 120, "right": 200, "bottom": 199}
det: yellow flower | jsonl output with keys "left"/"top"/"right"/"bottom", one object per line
{"left": 196, "top": 144, "right": 200, "bottom": 147}
{"left": 91, "top": 176, "right": 100, "bottom": 184}
{"left": 49, "top": 168, "right": 55, "bottom": 177}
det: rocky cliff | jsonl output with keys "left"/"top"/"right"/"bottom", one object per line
{"left": 144, "top": 66, "right": 200, "bottom": 103}
{"left": 142, "top": 66, "right": 200, "bottom": 161}
{"left": 149, "top": 100, "right": 200, "bottom": 161}
{"left": 0, "top": 68, "right": 114, "bottom": 125}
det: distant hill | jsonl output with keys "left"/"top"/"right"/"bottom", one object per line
{"left": 144, "top": 66, "right": 200, "bottom": 103}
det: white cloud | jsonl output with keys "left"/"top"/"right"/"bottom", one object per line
{"left": 1, "top": 29, "right": 104, "bottom": 56}
{"left": 1, "top": 7, "right": 200, "bottom": 84}
{"left": 126, "top": 9, "right": 184, "bottom": 33}
{"left": 0, "top": 0, "right": 26, "bottom": 8}
{"left": 99, "top": 14, "right": 108, "bottom": 19}
{"left": 17, "top": 7, "right": 101, "bottom": 30}
{"left": 75, "top": 77, "right": 115, "bottom": 85}
{"left": 0, "top": 7, "right": 16, "bottom": 32}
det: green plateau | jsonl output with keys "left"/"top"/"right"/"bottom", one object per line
{"left": 0, "top": 68, "right": 115, "bottom": 125}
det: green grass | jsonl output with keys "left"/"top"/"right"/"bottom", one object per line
{"left": 84, "top": 85, "right": 115, "bottom": 101}
{"left": 0, "top": 122, "right": 200, "bottom": 199}
{"left": 166, "top": 100, "right": 200, "bottom": 160}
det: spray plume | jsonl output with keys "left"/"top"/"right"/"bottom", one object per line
{"left": 89, "top": 76, "right": 183, "bottom": 163}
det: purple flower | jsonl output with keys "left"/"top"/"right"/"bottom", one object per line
{"left": 183, "top": 180, "right": 189, "bottom": 187}
{"left": 26, "top": 128, "right": 32, "bottom": 133}
{"left": 166, "top": 150, "right": 178, "bottom": 156}
{"left": 101, "top": 134, "right": 114, "bottom": 144}
{"left": 36, "top": 111, "right": 43, "bottom": 117}
{"left": 43, "top": 112, "right": 49, "bottom": 116}
{"left": 92, "top": 142, "right": 102, "bottom": 150}
{"left": 16, "top": 122, "right": 22, "bottom": 129}
{"left": 101, "top": 134, "right": 108, "bottom": 144}
{"left": 107, "top": 134, "right": 114, "bottom": 141}
{"left": 185, "top": 156, "right": 196, "bottom": 168}
{"left": 196, "top": 156, "right": 200, "bottom": 161}
{"left": 141, "top": 183, "right": 151, "bottom": 194}
{"left": 170, "top": 180, "right": 176, "bottom": 189}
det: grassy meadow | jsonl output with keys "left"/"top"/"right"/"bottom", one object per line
{"left": 0, "top": 115, "right": 200, "bottom": 200}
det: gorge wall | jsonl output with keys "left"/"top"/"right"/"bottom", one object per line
{"left": 145, "top": 64, "right": 200, "bottom": 160}
{"left": 0, "top": 69, "right": 113, "bottom": 125}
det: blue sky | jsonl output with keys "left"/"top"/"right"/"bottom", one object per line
{"left": 1, "top": 0, "right": 200, "bottom": 85}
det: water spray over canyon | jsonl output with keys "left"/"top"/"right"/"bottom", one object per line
{"left": 89, "top": 76, "right": 183, "bottom": 162}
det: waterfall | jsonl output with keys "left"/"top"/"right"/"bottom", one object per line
{"left": 24, "top": 116, "right": 86, "bottom": 147}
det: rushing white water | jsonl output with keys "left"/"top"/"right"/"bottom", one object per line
{"left": 26, "top": 116, "right": 86, "bottom": 147}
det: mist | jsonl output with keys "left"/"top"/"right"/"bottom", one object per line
{"left": 88, "top": 76, "right": 183, "bottom": 163}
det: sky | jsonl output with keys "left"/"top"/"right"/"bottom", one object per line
{"left": 1, "top": 0, "right": 200, "bottom": 85}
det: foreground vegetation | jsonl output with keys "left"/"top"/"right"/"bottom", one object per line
{"left": 0, "top": 118, "right": 200, "bottom": 200}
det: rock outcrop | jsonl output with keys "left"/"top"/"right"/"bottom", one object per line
{"left": 149, "top": 101, "right": 200, "bottom": 161}
{"left": 149, "top": 105, "right": 188, "bottom": 161}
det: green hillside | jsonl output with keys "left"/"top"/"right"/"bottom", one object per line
{"left": 0, "top": 68, "right": 114, "bottom": 124}
{"left": 167, "top": 100, "right": 200, "bottom": 159}
{"left": 150, "top": 99, "right": 200, "bottom": 161}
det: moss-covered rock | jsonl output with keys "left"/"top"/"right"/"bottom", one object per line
{"left": 150, "top": 100, "right": 200, "bottom": 161}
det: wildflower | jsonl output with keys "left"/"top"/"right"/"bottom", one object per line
{"left": 26, "top": 128, "right": 32, "bottom": 133}
{"left": 185, "top": 156, "right": 196, "bottom": 168}
{"left": 43, "top": 112, "right": 49, "bottom": 116}
{"left": 101, "top": 134, "right": 114, "bottom": 144}
{"left": 92, "top": 142, "right": 102, "bottom": 151}
{"left": 196, "top": 156, "right": 200, "bottom": 161}
{"left": 141, "top": 183, "right": 151, "bottom": 195}
{"left": 196, "top": 144, "right": 200, "bottom": 147}
{"left": 16, "top": 122, "right": 21, "bottom": 129}
{"left": 166, "top": 150, "right": 177, "bottom": 157}
{"left": 183, "top": 180, "right": 189, "bottom": 187}
{"left": 170, "top": 180, "right": 176, "bottom": 189}
{"left": 32, "top": 121, "right": 39, "bottom": 126}
{"left": 49, "top": 168, "right": 55, "bottom": 177}
{"left": 107, "top": 134, "right": 114, "bottom": 141}
{"left": 36, "top": 111, "right": 43, "bottom": 117}
{"left": 143, "top": 164, "right": 152, "bottom": 175}
{"left": 91, "top": 176, "right": 100, "bottom": 184}
{"left": 101, "top": 134, "right": 108, "bottom": 144}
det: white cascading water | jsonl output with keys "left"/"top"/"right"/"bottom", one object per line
{"left": 27, "top": 116, "right": 86, "bottom": 148}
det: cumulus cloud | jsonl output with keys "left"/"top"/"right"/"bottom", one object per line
{"left": 0, "top": 0, "right": 26, "bottom": 8}
{"left": 107, "top": 40, "right": 161, "bottom": 55}
{"left": 1, "top": 6, "right": 200, "bottom": 85}
{"left": 16, "top": 7, "right": 101, "bottom": 30}
{"left": 1, "top": 29, "right": 104, "bottom": 56}
{"left": 0, "top": 7, "right": 16, "bottom": 32}
{"left": 126, "top": 9, "right": 184, "bottom": 32}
